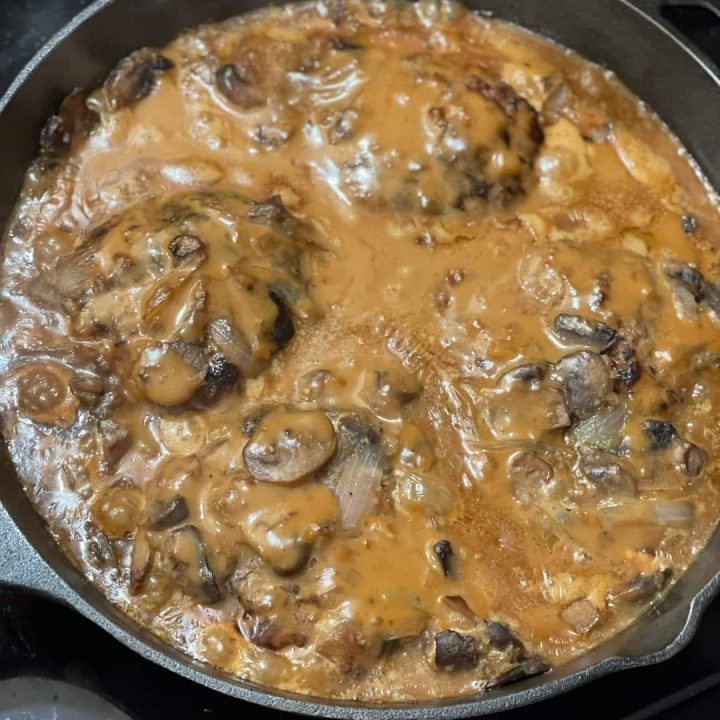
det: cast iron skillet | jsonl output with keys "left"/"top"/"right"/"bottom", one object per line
{"left": 1, "top": 1, "right": 720, "bottom": 717}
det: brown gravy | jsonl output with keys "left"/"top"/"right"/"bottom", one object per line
{"left": 2, "top": 0, "right": 720, "bottom": 702}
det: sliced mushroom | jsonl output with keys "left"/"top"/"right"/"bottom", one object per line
{"left": 166, "top": 525, "right": 221, "bottom": 604}
{"left": 553, "top": 314, "right": 617, "bottom": 351}
{"left": 607, "top": 339, "right": 642, "bottom": 387}
{"left": 104, "top": 48, "right": 174, "bottom": 110}
{"left": 206, "top": 318, "right": 266, "bottom": 379}
{"left": 148, "top": 496, "right": 189, "bottom": 530}
{"left": 487, "top": 656, "right": 551, "bottom": 688}
{"left": 434, "top": 630, "right": 479, "bottom": 671}
{"left": 215, "top": 63, "right": 265, "bottom": 109}
{"left": 132, "top": 342, "right": 207, "bottom": 406}
{"left": 243, "top": 407, "right": 337, "bottom": 484}
{"left": 238, "top": 611, "right": 306, "bottom": 650}
{"left": 609, "top": 569, "right": 671, "bottom": 604}
{"left": 247, "top": 195, "right": 309, "bottom": 243}
{"left": 673, "top": 441, "right": 708, "bottom": 478}
{"left": 509, "top": 452, "right": 557, "bottom": 504}
{"left": 554, "top": 351, "right": 612, "bottom": 418}
{"left": 40, "top": 89, "right": 99, "bottom": 159}
{"left": 168, "top": 233, "right": 206, "bottom": 266}
{"left": 15, "top": 363, "right": 79, "bottom": 427}
{"left": 486, "top": 621, "right": 516, "bottom": 650}
{"left": 664, "top": 259, "right": 704, "bottom": 302}
{"left": 499, "top": 363, "right": 547, "bottom": 386}
{"left": 196, "top": 353, "right": 241, "bottom": 404}
{"left": 642, "top": 420, "right": 677, "bottom": 450}
{"left": 433, "top": 539, "right": 454, "bottom": 577}
{"left": 580, "top": 454, "right": 637, "bottom": 497}
{"left": 243, "top": 522, "right": 311, "bottom": 576}
{"left": 560, "top": 599, "right": 600, "bottom": 635}
{"left": 99, "top": 419, "right": 132, "bottom": 471}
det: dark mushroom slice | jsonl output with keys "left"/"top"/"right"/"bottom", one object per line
{"left": 215, "top": 63, "right": 265, "bottom": 109}
{"left": 320, "top": 414, "right": 387, "bottom": 528}
{"left": 104, "top": 48, "right": 174, "bottom": 110}
{"left": 486, "top": 621, "right": 516, "bottom": 651}
{"left": 246, "top": 195, "right": 311, "bottom": 243}
{"left": 132, "top": 341, "right": 208, "bottom": 407}
{"left": 168, "top": 233, "right": 206, "bottom": 266}
{"left": 195, "top": 354, "right": 241, "bottom": 405}
{"left": 206, "top": 318, "right": 267, "bottom": 379}
{"left": 434, "top": 630, "right": 479, "bottom": 671}
{"left": 15, "top": 363, "right": 79, "bottom": 427}
{"left": 607, "top": 339, "right": 642, "bottom": 387}
{"left": 166, "top": 525, "right": 221, "bottom": 604}
{"left": 237, "top": 611, "right": 306, "bottom": 650}
{"left": 99, "top": 419, "right": 132, "bottom": 471}
{"left": 40, "top": 89, "right": 99, "bottom": 159}
{"left": 553, "top": 351, "right": 612, "bottom": 419}
{"left": 70, "top": 373, "right": 105, "bottom": 407}
{"left": 243, "top": 407, "right": 337, "bottom": 484}
{"left": 682, "top": 215, "right": 698, "bottom": 235}
{"left": 268, "top": 293, "right": 295, "bottom": 349}
{"left": 499, "top": 362, "right": 547, "bottom": 386}
{"left": 664, "top": 259, "right": 705, "bottom": 302}
{"left": 673, "top": 441, "right": 708, "bottom": 477}
{"left": 487, "top": 656, "right": 551, "bottom": 688}
{"left": 433, "top": 540, "right": 454, "bottom": 577}
{"left": 552, "top": 314, "right": 617, "bottom": 351}
{"left": 580, "top": 454, "right": 637, "bottom": 497}
{"left": 509, "top": 452, "right": 556, "bottom": 504}
{"left": 148, "top": 496, "right": 189, "bottom": 530}
{"left": 702, "top": 280, "right": 720, "bottom": 315}
{"left": 610, "top": 569, "right": 672, "bottom": 604}
{"left": 642, "top": 420, "right": 677, "bottom": 450}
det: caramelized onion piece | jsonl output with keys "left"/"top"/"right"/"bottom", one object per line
{"left": 166, "top": 525, "right": 221, "bottom": 604}
{"left": 243, "top": 407, "right": 337, "bottom": 484}
{"left": 321, "top": 415, "right": 386, "bottom": 528}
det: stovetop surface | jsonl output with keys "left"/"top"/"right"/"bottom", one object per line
{"left": 1, "top": 1, "right": 720, "bottom": 718}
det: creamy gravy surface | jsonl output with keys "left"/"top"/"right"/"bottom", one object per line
{"left": 2, "top": 0, "right": 720, "bottom": 701}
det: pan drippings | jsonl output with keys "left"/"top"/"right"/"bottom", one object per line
{"left": 2, "top": 0, "right": 720, "bottom": 701}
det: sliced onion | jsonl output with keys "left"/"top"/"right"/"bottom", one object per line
{"left": 569, "top": 404, "right": 625, "bottom": 449}
{"left": 654, "top": 500, "right": 695, "bottom": 528}
{"left": 333, "top": 448, "right": 383, "bottom": 529}
{"left": 206, "top": 318, "right": 263, "bottom": 377}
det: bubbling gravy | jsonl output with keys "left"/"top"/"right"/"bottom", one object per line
{"left": 2, "top": 0, "right": 720, "bottom": 702}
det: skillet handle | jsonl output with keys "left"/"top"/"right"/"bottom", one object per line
{"left": 0, "top": 500, "right": 67, "bottom": 601}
